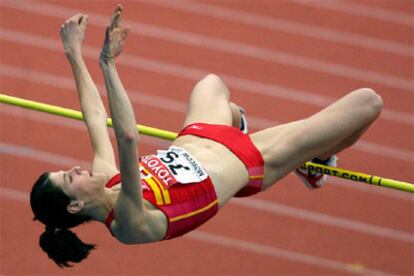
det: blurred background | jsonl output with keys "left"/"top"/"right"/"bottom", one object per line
{"left": 1, "top": 0, "right": 413, "bottom": 275}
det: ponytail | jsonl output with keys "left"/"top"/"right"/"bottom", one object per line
{"left": 39, "top": 226, "right": 95, "bottom": 268}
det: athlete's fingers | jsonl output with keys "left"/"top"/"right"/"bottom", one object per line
{"left": 65, "top": 13, "right": 83, "bottom": 24}
{"left": 79, "top": 14, "right": 88, "bottom": 26}
{"left": 110, "top": 4, "right": 123, "bottom": 30}
{"left": 121, "top": 27, "right": 130, "bottom": 41}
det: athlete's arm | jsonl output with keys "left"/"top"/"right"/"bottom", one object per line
{"left": 99, "top": 5, "right": 161, "bottom": 242}
{"left": 60, "top": 14, "right": 117, "bottom": 177}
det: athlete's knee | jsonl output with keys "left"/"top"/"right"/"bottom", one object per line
{"left": 353, "top": 88, "right": 383, "bottom": 118}
{"left": 202, "top": 73, "right": 222, "bottom": 83}
{"left": 195, "top": 74, "right": 230, "bottom": 98}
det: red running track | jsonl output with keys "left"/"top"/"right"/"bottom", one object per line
{"left": 1, "top": 1, "right": 413, "bottom": 275}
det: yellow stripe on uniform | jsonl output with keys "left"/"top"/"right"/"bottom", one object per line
{"left": 145, "top": 177, "right": 164, "bottom": 205}
{"left": 250, "top": 175, "right": 263, "bottom": 179}
{"left": 151, "top": 175, "right": 171, "bottom": 204}
{"left": 169, "top": 200, "right": 219, "bottom": 222}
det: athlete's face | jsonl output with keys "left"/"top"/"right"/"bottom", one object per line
{"left": 49, "top": 166, "right": 105, "bottom": 200}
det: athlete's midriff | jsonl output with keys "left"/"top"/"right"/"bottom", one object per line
{"left": 177, "top": 123, "right": 264, "bottom": 197}
{"left": 105, "top": 147, "right": 219, "bottom": 240}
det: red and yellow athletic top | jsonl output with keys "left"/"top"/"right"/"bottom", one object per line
{"left": 104, "top": 147, "right": 219, "bottom": 240}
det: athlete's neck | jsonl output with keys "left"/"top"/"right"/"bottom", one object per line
{"left": 83, "top": 188, "right": 118, "bottom": 223}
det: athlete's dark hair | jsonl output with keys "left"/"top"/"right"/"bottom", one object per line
{"left": 30, "top": 172, "right": 96, "bottom": 268}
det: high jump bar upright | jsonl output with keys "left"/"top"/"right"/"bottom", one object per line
{"left": 1, "top": 93, "right": 413, "bottom": 193}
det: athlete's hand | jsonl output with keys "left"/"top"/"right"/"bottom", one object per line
{"left": 100, "top": 4, "right": 129, "bottom": 61}
{"left": 60, "top": 14, "right": 88, "bottom": 57}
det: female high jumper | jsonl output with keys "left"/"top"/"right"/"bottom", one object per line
{"left": 30, "top": 5, "right": 383, "bottom": 267}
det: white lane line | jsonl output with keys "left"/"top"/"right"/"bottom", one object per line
{"left": 187, "top": 231, "right": 392, "bottom": 275}
{"left": 355, "top": 141, "right": 414, "bottom": 163}
{"left": 0, "top": 29, "right": 413, "bottom": 127}
{"left": 1, "top": 142, "right": 412, "bottom": 244}
{"left": 2, "top": 1, "right": 413, "bottom": 91}
{"left": 0, "top": 188, "right": 391, "bottom": 275}
{"left": 1, "top": 144, "right": 90, "bottom": 168}
{"left": 1, "top": 62, "right": 413, "bottom": 163}
{"left": 293, "top": 0, "right": 414, "bottom": 27}
{"left": 1, "top": 187, "right": 28, "bottom": 202}
{"left": 2, "top": 104, "right": 412, "bottom": 201}
{"left": 232, "top": 198, "right": 414, "bottom": 244}
{"left": 149, "top": 0, "right": 413, "bottom": 57}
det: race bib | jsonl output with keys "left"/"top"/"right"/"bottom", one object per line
{"left": 139, "top": 146, "right": 208, "bottom": 189}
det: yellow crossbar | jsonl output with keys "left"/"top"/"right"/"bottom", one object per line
{"left": 1, "top": 93, "right": 413, "bottom": 193}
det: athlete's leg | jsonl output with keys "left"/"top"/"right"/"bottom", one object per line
{"left": 229, "top": 102, "right": 248, "bottom": 133}
{"left": 293, "top": 121, "right": 372, "bottom": 189}
{"left": 230, "top": 103, "right": 242, "bottom": 129}
{"left": 316, "top": 123, "right": 372, "bottom": 161}
{"left": 182, "top": 74, "right": 233, "bottom": 127}
{"left": 250, "top": 88, "right": 383, "bottom": 189}
{"left": 181, "top": 74, "right": 247, "bottom": 131}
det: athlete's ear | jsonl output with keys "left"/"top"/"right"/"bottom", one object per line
{"left": 67, "top": 200, "right": 85, "bottom": 214}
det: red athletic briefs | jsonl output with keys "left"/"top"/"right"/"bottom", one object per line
{"left": 104, "top": 169, "right": 219, "bottom": 240}
{"left": 178, "top": 123, "right": 265, "bottom": 197}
